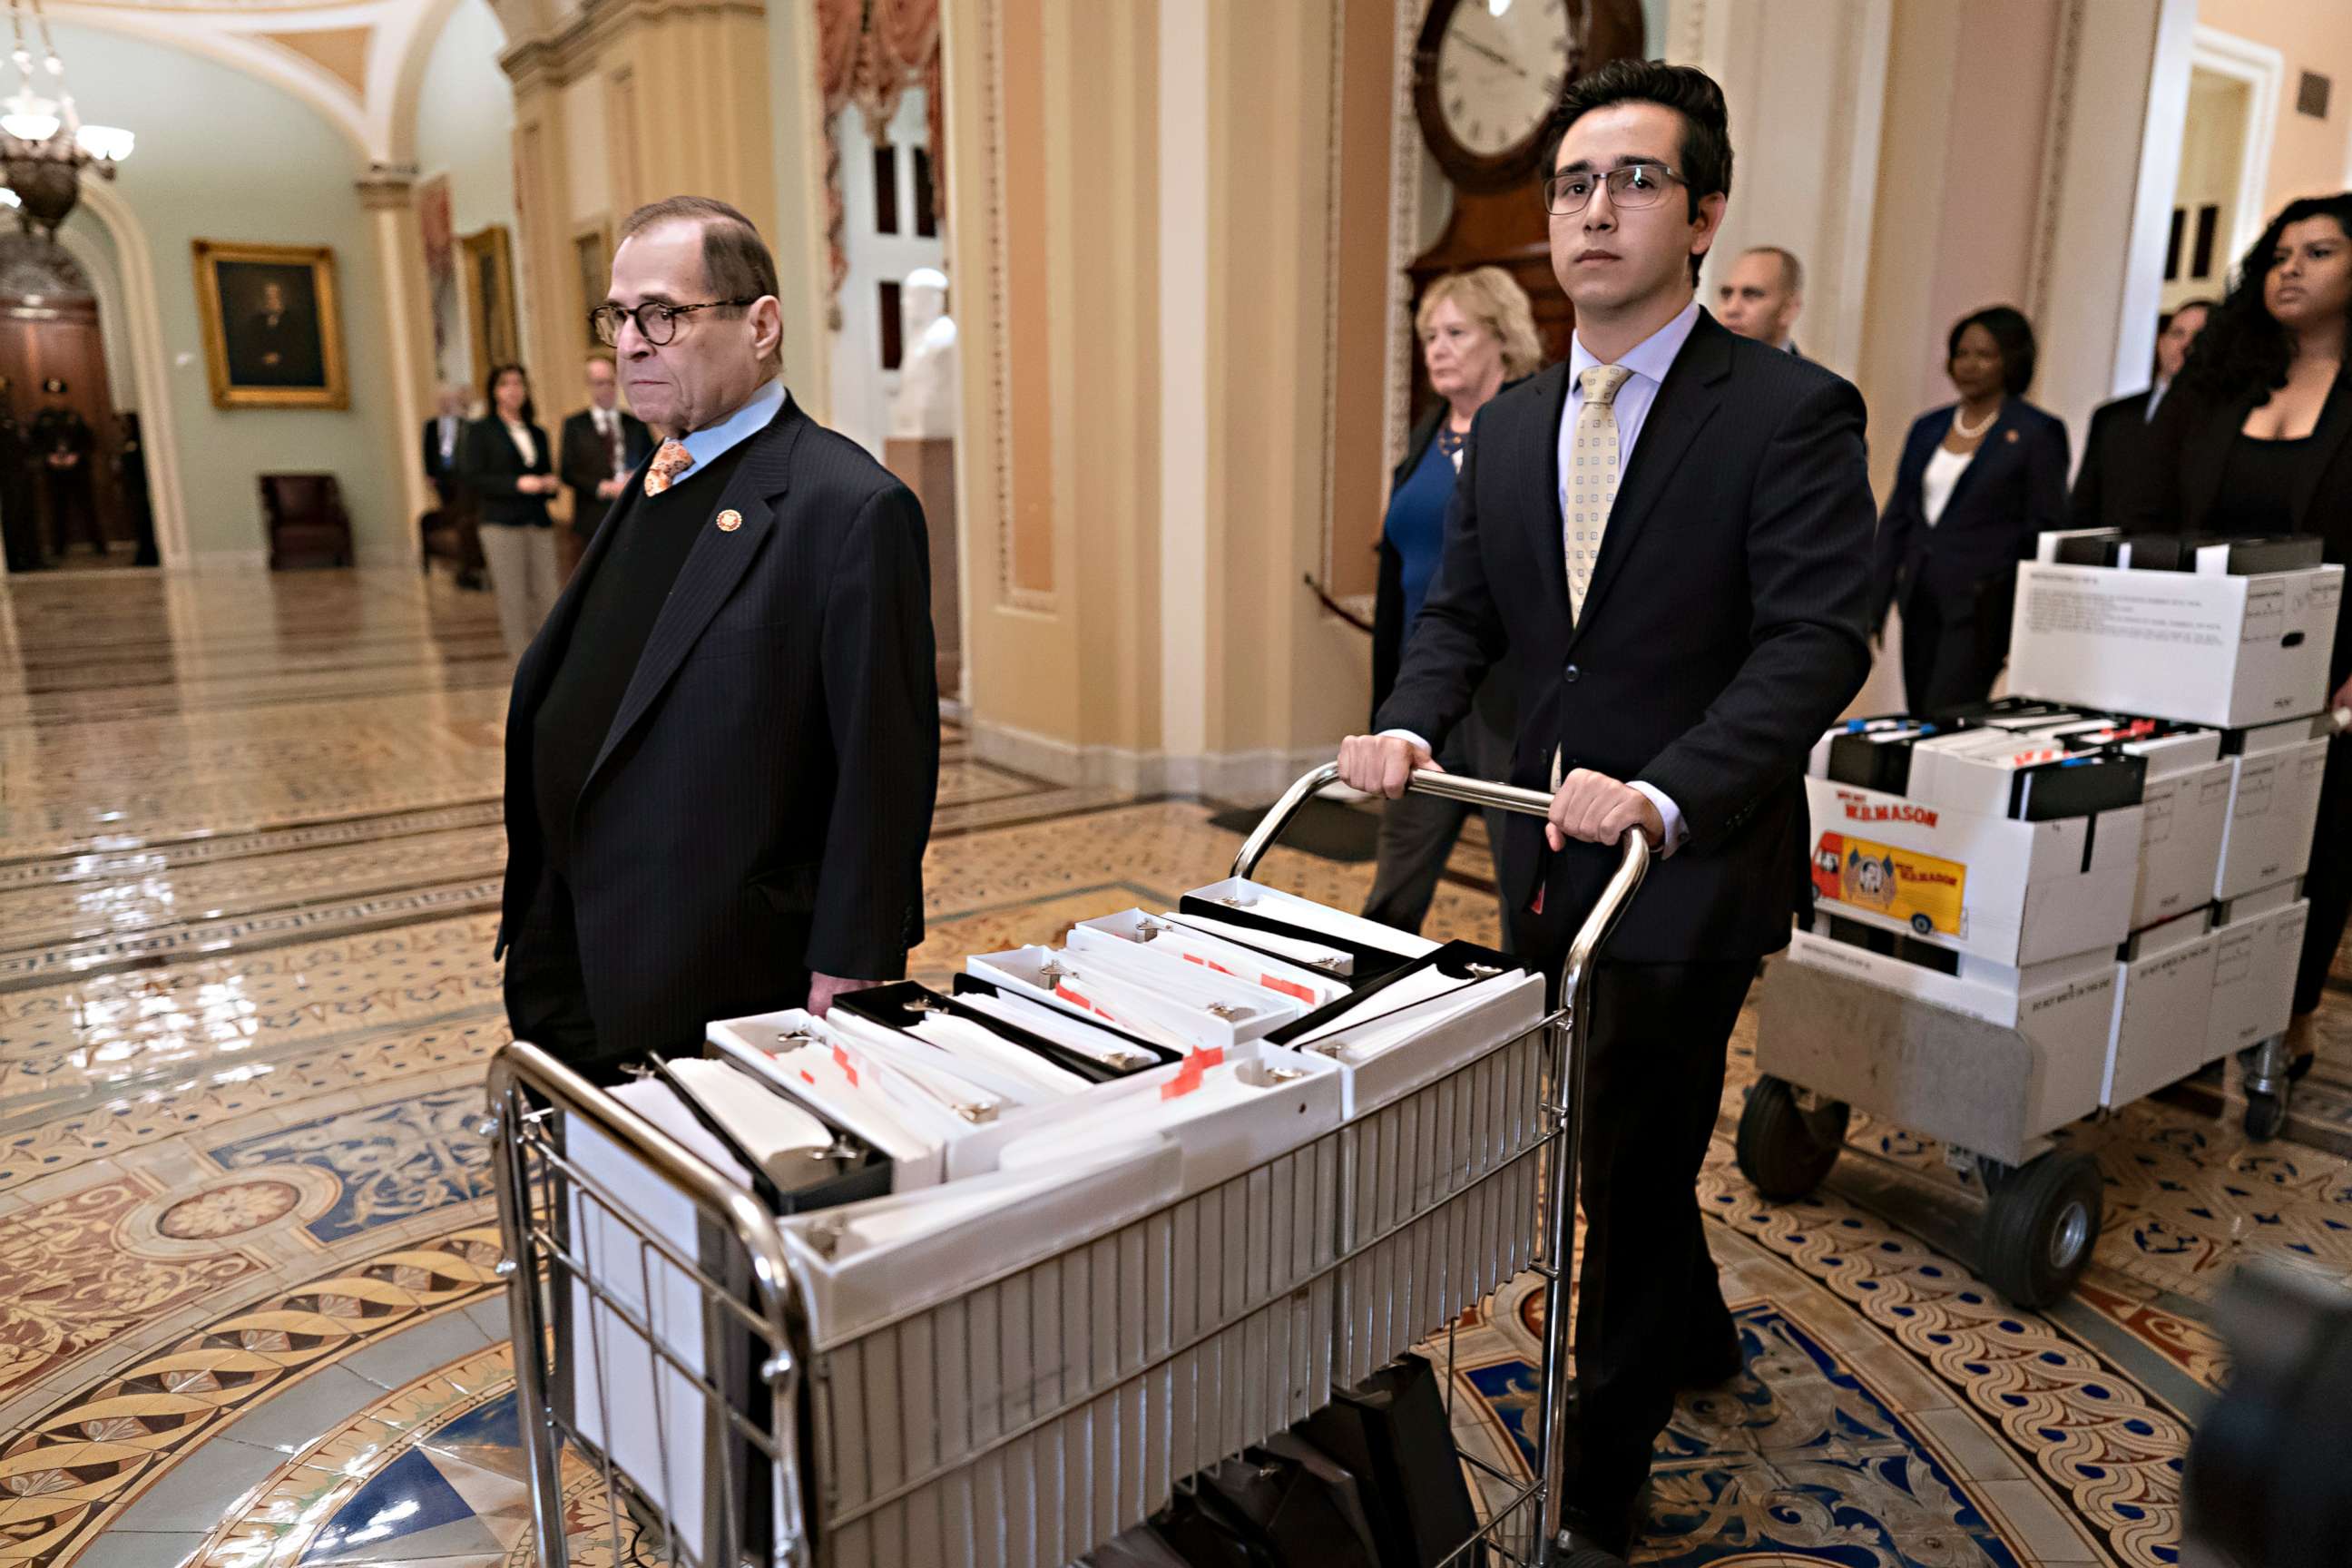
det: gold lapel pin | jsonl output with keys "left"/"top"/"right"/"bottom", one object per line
{"left": 716, "top": 509, "right": 742, "bottom": 532}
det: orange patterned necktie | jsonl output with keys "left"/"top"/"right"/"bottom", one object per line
{"left": 643, "top": 438, "right": 694, "bottom": 497}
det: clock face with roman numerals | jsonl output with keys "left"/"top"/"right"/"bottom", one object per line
{"left": 1436, "top": 0, "right": 1573, "bottom": 160}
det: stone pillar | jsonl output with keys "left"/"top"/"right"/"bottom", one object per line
{"left": 358, "top": 168, "right": 437, "bottom": 556}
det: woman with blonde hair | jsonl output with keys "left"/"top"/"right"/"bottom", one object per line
{"left": 1363, "top": 266, "right": 1544, "bottom": 942}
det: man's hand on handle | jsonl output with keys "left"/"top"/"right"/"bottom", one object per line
{"left": 808, "top": 972, "right": 881, "bottom": 1019}
{"left": 1336, "top": 733, "right": 1441, "bottom": 799}
{"left": 1546, "top": 769, "right": 1662, "bottom": 853}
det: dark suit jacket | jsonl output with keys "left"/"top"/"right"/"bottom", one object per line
{"left": 1869, "top": 399, "right": 2069, "bottom": 629}
{"left": 1376, "top": 309, "right": 1875, "bottom": 963}
{"left": 2133, "top": 372, "right": 2352, "bottom": 689}
{"left": 458, "top": 416, "right": 555, "bottom": 528}
{"left": 422, "top": 417, "right": 465, "bottom": 505}
{"left": 496, "top": 394, "right": 940, "bottom": 1048}
{"left": 558, "top": 407, "right": 653, "bottom": 538}
{"left": 2068, "top": 387, "right": 2157, "bottom": 532}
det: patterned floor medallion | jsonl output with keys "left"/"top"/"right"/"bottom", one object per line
{"left": 1, "top": 568, "right": 2347, "bottom": 1566}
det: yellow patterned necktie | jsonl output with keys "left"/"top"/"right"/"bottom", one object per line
{"left": 1552, "top": 362, "right": 1634, "bottom": 794}
{"left": 643, "top": 437, "right": 694, "bottom": 497}
{"left": 1563, "top": 362, "right": 1633, "bottom": 619}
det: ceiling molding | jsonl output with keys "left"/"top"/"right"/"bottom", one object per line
{"left": 258, "top": 22, "right": 370, "bottom": 98}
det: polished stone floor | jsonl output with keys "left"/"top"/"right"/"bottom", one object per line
{"left": 0, "top": 568, "right": 2346, "bottom": 1568}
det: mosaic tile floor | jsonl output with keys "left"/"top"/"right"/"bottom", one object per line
{"left": 1, "top": 567, "right": 2346, "bottom": 1567}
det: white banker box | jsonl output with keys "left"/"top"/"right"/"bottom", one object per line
{"left": 2007, "top": 554, "right": 2342, "bottom": 729}
{"left": 1783, "top": 931, "right": 2113, "bottom": 1127}
{"left": 2102, "top": 912, "right": 2220, "bottom": 1108}
{"left": 2207, "top": 882, "right": 2311, "bottom": 1057}
{"left": 2215, "top": 721, "right": 2328, "bottom": 901}
{"left": 1803, "top": 776, "right": 2142, "bottom": 966}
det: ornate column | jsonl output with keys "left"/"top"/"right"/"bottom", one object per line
{"left": 358, "top": 166, "right": 437, "bottom": 552}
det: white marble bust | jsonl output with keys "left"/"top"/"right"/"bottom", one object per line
{"left": 888, "top": 267, "right": 959, "bottom": 440}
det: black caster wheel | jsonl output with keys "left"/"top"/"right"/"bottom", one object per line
{"left": 1735, "top": 1075, "right": 1850, "bottom": 1200}
{"left": 1978, "top": 1150, "right": 2102, "bottom": 1308}
{"left": 2244, "top": 1092, "right": 2286, "bottom": 1143}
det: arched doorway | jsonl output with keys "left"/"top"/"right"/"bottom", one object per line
{"left": 0, "top": 234, "right": 148, "bottom": 571}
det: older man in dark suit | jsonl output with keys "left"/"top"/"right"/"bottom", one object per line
{"left": 556, "top": 354, "right": 652, "bottom": 546}
{"left": 499, "top": 196, "right": 938, "bottom": 1077}
{"left": 2069, "top": 299, "right": 2211, "bottom": 530}
{"left": 1339, "top": 61, "right": 1874, "bottom": 1556}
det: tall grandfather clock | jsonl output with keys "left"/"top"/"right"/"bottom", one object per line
{"left": 1407, "top": 0, "right": 1644, "bottom": 382}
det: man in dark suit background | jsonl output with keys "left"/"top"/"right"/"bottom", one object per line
{"left": 1338, "top": 60, "right": 1874, "bottom": 1556}
{"left": 2069, "top": 299, "right": 2212, "bottom": 530}
{"left": 557, "top": 354, "right": 652, "bottom": 545}
{"left": 31, "top": 379, "right": 99, "bottom": 559}
{"left": 423, "top": 383, "right": 469, "bottom": 506}
{"left": 1713, "top": 243, "right": 1804, "bottom": 356}
{"left": 499, "top": 194, "right": 938, "bottom": 1077}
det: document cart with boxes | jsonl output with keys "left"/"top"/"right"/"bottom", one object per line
{"left": 1748, "top": 530, "right": 2339, "bottom": 1308}
{"left": 487, "top": 766, "right": 1650, "bottom": 1568}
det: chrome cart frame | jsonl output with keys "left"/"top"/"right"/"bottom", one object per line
{"left": 489, "top": 764, "right": 1647, "bottom": 1568}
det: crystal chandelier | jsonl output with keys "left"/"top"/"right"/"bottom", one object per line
{"left": 1, "top": 0, "right": 131, "bottom": 240}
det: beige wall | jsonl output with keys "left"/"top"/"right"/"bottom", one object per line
{"left": 944, "top": 0, "right": 1397, "bottom": 795}
{"left": 2198, "top": 0, "right": 2352, "bottom": 217}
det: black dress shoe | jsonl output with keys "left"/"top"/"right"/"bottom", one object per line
{"left": 1553, "top": 1497, "right": 1635, "bottom": 1561}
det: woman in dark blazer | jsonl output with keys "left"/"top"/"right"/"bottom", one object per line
{"left": 459, "top": 363, "right": 562, "bottom": 658}
{"left": 1363, "top": 267, "right": 1535, "bottom": 943}
{"left": 2133, "top": 191, "right": 2352, "bottom": 1065}
{"left": 1868, "top": 305, "right": 2070, "bottom": 714}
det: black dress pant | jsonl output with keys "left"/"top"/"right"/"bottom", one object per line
{"left": 1517, "top": 870, "right": 1750, "bottom": 1517}
{"left": 502, "top": 871, "right": 630, "bottom": 1084}
{"left": 1898, "top": 586, "right": 2007, "bottom": 717}
{"left": 2294, "top": 731, "right": 2352, "bottom": 1017}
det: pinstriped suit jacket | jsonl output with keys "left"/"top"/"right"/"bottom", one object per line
{"left": 497, "top": 394, "right": 940, "bottom": 1050}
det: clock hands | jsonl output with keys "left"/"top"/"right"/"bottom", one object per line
{"left": 1451, "top": 28, "right": 1529, "bottom": 81}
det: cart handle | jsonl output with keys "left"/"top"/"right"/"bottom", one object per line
{"left": 1229, "top": 761, "right": 1650, "bottom": 993}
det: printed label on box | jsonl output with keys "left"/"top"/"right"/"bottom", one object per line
{"left": 2144, "top": 789, "right": 2176, "bottom": 846}
{"left": 2312, "top": 577, "right": 2342, "bottom": 612}
{"left": 2243, "top": 580, "right": 2285, "bottom": 643}
{"left": 1812, "top": 830, "right": 1966, "bottom": 937}
{"left": 2236, "top": 762, "right": 2277, "bottom": 818}
{"left": 2021, "top": 575, "right": 2228, "bottom": 649}
{"left": 2200, "top": 776, "right": 2231, "bottom": 805}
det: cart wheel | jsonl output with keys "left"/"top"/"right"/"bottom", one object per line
{"left": 1736, "top": 1076, "right": 1849, "bottom": 1200}
{"left": 1977, "top": 1151, "right": 2102, "bottom": 1308}
{"left": 2244, "top": 1092, "right": 2286, "bottom": 1143}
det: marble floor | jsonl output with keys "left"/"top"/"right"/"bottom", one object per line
{"left": 0, "top": 567, "right": 2346, "bottom": 1568}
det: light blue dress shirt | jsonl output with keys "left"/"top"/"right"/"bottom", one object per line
{"left": 677, "top": 377, "right": 788, "bottom": 471}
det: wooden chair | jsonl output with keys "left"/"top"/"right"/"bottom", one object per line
{"left": 418, "top": 495, "right": 486, "bottom": 587}
{"left": 260, "top": 474, "right": 355, "bottom": 569}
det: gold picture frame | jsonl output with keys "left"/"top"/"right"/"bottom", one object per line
{"left": 461, "top": 225, "right": 519, "bottom": 378}
{"left": 573, "top": 218, "right": 612, "bottom": 352}
{"left": 191, "top": 240, "right": 348, "bottom": 410}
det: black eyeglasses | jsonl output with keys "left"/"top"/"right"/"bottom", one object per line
{"left": 1544, "top": 162, "right": 1684, "bottom": 216}
{"left": 588, "top": 298, "right": 760, "bottom": 348}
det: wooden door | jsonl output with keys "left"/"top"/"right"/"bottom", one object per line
{"left": 0, "top": 299, "right": 123, "bottom": 548}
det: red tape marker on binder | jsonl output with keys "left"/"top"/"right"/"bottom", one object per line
{"left": 1161, "top": 1045, "right": 1225, "bottom": 1101}
{"left": 829, "top": 1044, "right": 858, "bottom": 1087}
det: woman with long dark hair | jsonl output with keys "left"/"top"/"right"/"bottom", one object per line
{"left": 1868, "top": 305, "right": 2070, "bottom": 713}
{"left": 460, "top": 362, "right": 562, "bottom": 657}
{"left": 2137, "top": 192, "right": 2352, "bottom": 1071}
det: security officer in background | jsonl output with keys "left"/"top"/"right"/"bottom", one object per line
{"left": 32, "top": 379, "right": 100, "bottom": 560}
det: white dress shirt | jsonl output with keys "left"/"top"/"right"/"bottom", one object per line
{"left": 502, "top": 418, "right": 537, "bottom": 467}
{"left": 1385, "top": 299, "right": 1705, "bottom": 856}
{"left": 2144, "top": 377, "right": 2171, "bottom": 423}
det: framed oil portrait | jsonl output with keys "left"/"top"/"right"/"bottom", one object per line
{"left": 461, "top": 226, "right": 518, "bottom": 377}
{"left": 573, "top": 219, "right": 612, "bottom": 352}
{"left": 191, "top": 240, "right": 348, "bottom": 410}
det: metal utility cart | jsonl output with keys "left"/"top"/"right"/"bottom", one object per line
{"left": 487, "top": 764, "right": 1651, "bottom": 1568}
